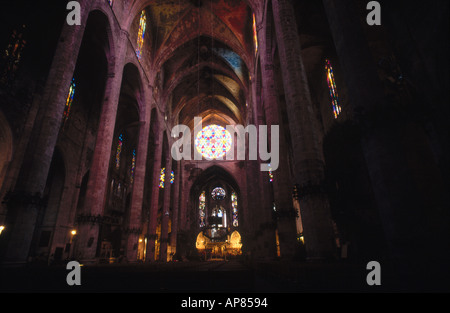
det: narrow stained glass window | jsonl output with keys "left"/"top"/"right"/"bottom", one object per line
{"left": 325, "top": 59, "right": 342, "bottom": 119}
{"left": 253, "top": 13, "right": 258, "bottom": 55}
{"left": 115, "top": 133, "right": 123, "bottom": 170}
{"left": 1, "top": 25, "right": 26, "bottom": 86}
{"left": 62, "top": 78, "right": 76, "bottom": 129}
{"left": 136, "top": 10, "right": 147, "bottom": 60}
{"left": 170, "top": 171, "right": 175, "bottom": 184}
{"left": 130, "top": 149, "right": 136, "bottom": 184}
{"left": 199, "top": 191, "right": 206, "bottom": 228}
{"left": 232, "top": 191, "right": 238, "bottom": 227}
{"left": 108, "top": 0, "right": 113, "bottom": 7}
{"left": 268, "top": 164, "right": 274, "bottom": 183}
{"left": 252, "top": 13, "right": 258, "bottom": 56}
{"left": 159, "top": 168, "right": 165, "bottom": 189}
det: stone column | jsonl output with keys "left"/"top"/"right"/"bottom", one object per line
{"left": 169, "top": 161, "right": 181, "bottom": 258}
{"left": 145, "top": 121, "right": 164, "bottom": 262}
{"left": 1, "top": 1, "right": 92, "bottom": 265}
{"left": 272, "top": 0, "right": 335, "bottom": 259}
{"left": 258, "top": 10, "right": 298, "bottom": 259}
{"left": 159, "top": 154, "right": 173, "bottom": 262}
{"left": 254, "top": 106, "right": 278, "bottom": 260}
{"left": 125, "top": 117, "right": 150, "bottom": 262}
{"left": 175, "top": 164, "right": 190, "bottom": 260}
{"left": 74, "top": 30, "right": 128, "bottom": 262}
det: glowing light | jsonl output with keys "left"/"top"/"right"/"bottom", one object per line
{"left": 71, "top": 230, "right": 77, "bottom": 236}
{"left": 325, "top": 59, "right": 342, "bottom": 119}
{"left": 195, "top": 125, "right": 232, "bottom": 160}
{"left": 0, "top": 225, "right": 5, "bottom": 235}
{"left": 136, "top": 11, "right": 147, "bottom": 60}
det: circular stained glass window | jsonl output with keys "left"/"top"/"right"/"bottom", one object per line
{"left": 211, "top": 187, "right": 226, "bottom": 200}
{"left": 195, "top": 125, "right": 232, "bottom": 160}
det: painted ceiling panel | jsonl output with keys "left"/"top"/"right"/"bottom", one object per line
{"left": 133, "top": 0, "right": 252, "bottom": 129}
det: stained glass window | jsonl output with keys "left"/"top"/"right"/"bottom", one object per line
{"left": 115, "top": 133, "right": 123, "bottom": 170}
{"left": 252, "top": 13, "right": 258, "bottom": 56}
{"left": 170, "top": 171, "right": 175, "bottom": 184}
{"left": 130, "top": 149, "right": 136, "bottom": 184}
{"left": 62, "top": 78, "right": 76, "bottom": 129}
{"left": 108, "top": 0, "right": 113, "bottom": 7}
{"left": 211, "top": 187, "right": 226, "bottom": 201}
{"left": 268, "top": 164, "right": 274, "bottom": 182}
{"left": 231, "top": 192, "right": 238, "bottom": 227}
{"left": 1, "top": 25, "right": 26, "bottom": 86}
{"left": 159, "top": 168, "right": 165, "bottom": 188}
{"left": 136, "top": 10, "right": 147, "bottom": 60}
{"left": 325, "top": 59, "right": 342, "bottom": 119}
{"left": 195, "top": 125, "right": 232, "bottom": 160}
{"left": 199, "top": 191, "right": 206, "bottom": 228}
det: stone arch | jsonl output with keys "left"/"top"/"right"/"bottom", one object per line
{"left": 121, "top": 62, "right": 146, "bottom": 120}
{"left": 191, "top": 165, "right": 241, "bottom": 198}
{"left": 188, "top": 165, "right": 243, "bottom": 248}
{"left": 84, "top": 9, "right": 117, "bottom": 70}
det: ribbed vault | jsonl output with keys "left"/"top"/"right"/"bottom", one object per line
{"left": 127, "top": 0, "right": 256, "bottom": 131}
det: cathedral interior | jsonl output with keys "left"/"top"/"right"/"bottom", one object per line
{"left": 0, "top": 0, "right": 449, "bottom": 293}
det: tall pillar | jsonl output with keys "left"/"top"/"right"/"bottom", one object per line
{"left": 1, "top": 1, "right": 92, "bottom": 265}
{"left": 74, "top": 30, "right": 128, "bottom": 262}
{"left": 169, "top": 161, "right": 181, "bottom": 258}
{"left": 125, "top": 118, "right": 150, "bottom": 262}
{"left": 145, "top": 123, "right": 164, "bottom": 262}
{"left": 322, "top": 0, "right": 449, "bottom": 286}
{"left": 159, "top": 155, "right": 173, "bottom": 262}
{"left": 272, "top": 0, "right": 335, "bottom": 260}
{"left": 258, "top": 11, "right": 298, "bottom": 259}
{"left": 175, "top": 164, "right": 190, "bottom": 260}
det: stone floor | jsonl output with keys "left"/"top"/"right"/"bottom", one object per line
{"left": 0, "top": 259, "right": 447, "bottom": 293}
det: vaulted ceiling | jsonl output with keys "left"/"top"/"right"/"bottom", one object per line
{"left": 129, "top": 0, "right": 256, "bottom": 129}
